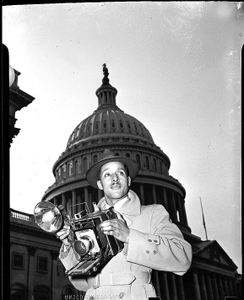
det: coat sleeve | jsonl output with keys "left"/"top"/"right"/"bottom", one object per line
{"left": 59, "top": 244, "right": 90, "bottom": 291}
{"left": 126, "top": 204, "right": 192, "bottom": 275}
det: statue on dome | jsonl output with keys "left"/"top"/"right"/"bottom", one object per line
{"left": 102, "top": 63, "right": 109, "bottom": 84}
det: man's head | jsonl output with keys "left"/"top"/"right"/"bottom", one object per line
{"left": 86, "top": 149, "right": 139, "bottom": 200}
{"left": 97, "top": 161, "right": 131, "bottom": 203}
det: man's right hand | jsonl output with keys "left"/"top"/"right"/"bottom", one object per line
{"left": 56, "top": 224, "right": 71, "bottom": 246}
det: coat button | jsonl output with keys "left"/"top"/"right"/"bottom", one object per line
{"left": 148, "top": 238, "right": 152, "bottom": 242}
{"left": 146, "top": 250, "right": 150, "bottom": 254}
{"left": 154, "top": 240, "right": 158, "bottom": 243}
{"left": 153, "top": 250, "right": 157, "bottom": 254}
{"left": 119, "top": 292, "right": 126, "bottom": 299}
{"left": 89, "top": 297, "right": 95, "bottom": 300}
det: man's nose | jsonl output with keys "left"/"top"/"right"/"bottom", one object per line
{"left": 111, "top": 173, "right": 119, "bottom": 182}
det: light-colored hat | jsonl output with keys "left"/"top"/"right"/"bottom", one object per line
{"left": 86, "top": 149, "right": 139, "bottom": 188}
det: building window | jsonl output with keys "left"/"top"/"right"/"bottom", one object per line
{"left": 37, "top": 257, "right": 48, "bottom": 273}
{"left": 153, "top": 158, "right": 157, "bottom": 171}
{"left": 93, "top": 155, "right": 98, "bottom": 164}
{"left": 136, "top": 154, "right": 141, "bottom": 168}
{"left": 69, "top": 162, "right": 73, "bottom": 176}
{"left": 34, "top": 286, "right": 50, "bottom": 300}
{"left": 11, "top": 284, "right": 27, "bottom": 300}
{"left": 12, "top": 253, "right": 24, "bottom": 269}
{"left": 83, "top": 157, "right": 87, "bottom": 172}
{"left": 62, "top": 164, "right": 66, "bottom": 179}
{"left": 145, "top": 156, "right": 150, "bottom": 169}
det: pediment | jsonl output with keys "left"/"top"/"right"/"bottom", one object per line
{"left": 193, "top": 240, "right": 237, "bottom": 269}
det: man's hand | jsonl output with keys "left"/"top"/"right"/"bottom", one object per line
{"left": 56, "top": 224, "right": 71, "bottom": 246}
{"left": 100, "top": 218, "right": 130, "bottom": 243}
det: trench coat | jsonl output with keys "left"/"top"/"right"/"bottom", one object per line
{"left": 59, "top": 190, "right": 192, "bottom": 300}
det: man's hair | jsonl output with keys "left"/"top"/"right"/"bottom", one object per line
{"left": 97, "top": 162, "right": 130, "bottom": 180}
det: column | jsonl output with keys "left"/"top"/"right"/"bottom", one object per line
{"left": 53, "top": 197, "right": 57, "bottom": 206}
{"left": 217, "top": 275, "right": 225, "bottom": 300}
{"left": 223, "top": 276, "right": 230, "bottom": 296}
{"left": 212, "top": 273, "right": 220, "bottom": 300}
{"left": 152, "top": 186, "right": 157, "bottom": 204}
{"left": 199, "top": 270, "right": 208, "bottom": 300}
{"left": 153, "top": 271, "right": 161, "bottom": 299}
{"left": 205, "top": 272, "right": 214, "bottom": 300}
{"left": 27, "top": 246, "right": 37, "bottom": 300}
{"left": 162, "top": 272, "right": 170, "bottom": 300}
{"left": 140, "top": 184, "right": 145, "bottom": 204}
{"left": 163, "top": 189, "right": 168, "bottom": 211}
{"left": 170, "top": 273, "right": 178, "bottom": 300}
{"left": 228, "top": 278, "right": 234, "bottom": 295}
{"left": 61, "top": 193, "right": 66, "bottom": 208}
{"left": 193, "top": 269, "right": 201, "bottom": 300}
{"left": 84, "top": 187, "right": 89, "bottom": 212}
{"left": 171, "top": 191, "right": 178, "bottom": 222}
{"left": 72, "top": 190, "right": 76, "bottom": 215}
{"left": 177, "top": 194, "right": 184, "bottom": 223}
{"left": 231, "top": 277, "right": 238, "bottom": 298}
{"left": 177, "top": 275, "right": 185, "bottom": 300}
{"left": 181, "top": 199, "right": 188, "bottom": 225}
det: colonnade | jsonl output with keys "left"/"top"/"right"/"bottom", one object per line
{"left": 192, "top": 268, "right": 238, "bottom": 300}
{"left": 50, "top": 182, "right": 188, "bottom": 228}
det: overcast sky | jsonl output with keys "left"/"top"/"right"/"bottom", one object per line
{"left": 3, "top": 2, "right": 243, "bottom": 273}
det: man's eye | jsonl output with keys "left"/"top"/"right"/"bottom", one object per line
{"left": 104, "top": 173, "right": 110, "bottom": 177}
{"left": 118, "top": 171, "right": 126, "bottom": 176}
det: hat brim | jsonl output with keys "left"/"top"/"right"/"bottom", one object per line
{"left": 86, "top": 156, "right": 139, "bottom": 189}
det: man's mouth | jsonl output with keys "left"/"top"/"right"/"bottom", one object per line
{"left": 111, "top": 183, "right": 121, "bottom": 189}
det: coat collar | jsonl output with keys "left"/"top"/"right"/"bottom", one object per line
{"left": 97, "top": 189, "right": 141, "bottom": 217}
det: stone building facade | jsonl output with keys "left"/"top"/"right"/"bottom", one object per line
{"left": 9, "top": 65, "right": 242, "bottom": 300}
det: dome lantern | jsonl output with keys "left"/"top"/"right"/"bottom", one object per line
{"left": 95, "top": 64, "right": 118, "bottom": 109}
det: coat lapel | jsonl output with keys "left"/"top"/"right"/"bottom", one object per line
{"left": 97, "top": 190, "right": 141, "bottom": 227}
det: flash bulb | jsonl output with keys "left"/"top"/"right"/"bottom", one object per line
{"left": 34, "top": 201, "right": 63, "bottom": 233}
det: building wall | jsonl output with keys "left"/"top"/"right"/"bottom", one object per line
{"left": 10, "top": 209, "right": 81, "bottom": 300}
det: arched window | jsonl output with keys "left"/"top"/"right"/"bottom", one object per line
{"left": 93, "top": 155, "right": 98, "bottom": 164}
{"left": 145, "top": 156, "right": 150, "bottom": 169}
{"left": 83, "top": 157, "right": 87, "bottom": 172}
{"left": 153, "top": 158, "right": 157, "bottom": 171}
{"left": 136, "top": 154, "right": 141, "bottom": 168}
{"left": 103, "top": 120, "right": 107, "bottom": 131}
{"left": 11, "top": 284, "right": 27, "bottom": 300}
{"left": 62, "top": 164, "right": 66, "bottom": 178}
{"left": 69, "top": 162, "right": 73, "bottom": 176}
{"left": 111, "top": 119, "right": 116, "bottom": 131}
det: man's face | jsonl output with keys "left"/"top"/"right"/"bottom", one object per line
{"left": 97, "top": 161, "right": 131, "bottom": 204}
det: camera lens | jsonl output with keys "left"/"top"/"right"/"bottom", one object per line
{"left": 74, "top": 236, "right": 93, "bottom": 256}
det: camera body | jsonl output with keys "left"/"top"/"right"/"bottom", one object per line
{"left": 65, "top": 207, "right": 124, "bottom": 276}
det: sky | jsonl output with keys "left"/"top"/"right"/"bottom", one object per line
{"left": 3, "top": 2, "right": 243, "bottom": 273}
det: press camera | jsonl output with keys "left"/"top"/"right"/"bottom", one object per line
{"left": 34, "top": 201, "right": 124, "bottom": 276}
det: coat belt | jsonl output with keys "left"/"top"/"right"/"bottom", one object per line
{"left": 92, "top": 271, "right": 151, "bottom": 289}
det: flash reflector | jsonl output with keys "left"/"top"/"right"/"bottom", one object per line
{"left": 34, "top": 201, "right": 63, "bottom": 233}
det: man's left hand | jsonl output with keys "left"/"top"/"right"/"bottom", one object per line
{"left": 100, "top": 218, "right": 130, "bottom": 243}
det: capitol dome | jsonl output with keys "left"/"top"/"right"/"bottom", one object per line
{"left": 43, "top": 65, "right": 189, "bottom": 235}
{"left": 66, "top": 69, "right": 155, "bottom": 151}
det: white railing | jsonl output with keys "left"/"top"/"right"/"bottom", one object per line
{"left": 11, "top": 211, "right": 30, "bottom": 221}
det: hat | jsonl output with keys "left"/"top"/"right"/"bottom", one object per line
{"left": 86, "top": 149, "right": 139, "bottom": 189}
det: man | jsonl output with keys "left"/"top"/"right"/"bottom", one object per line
{"left": 57, "top": 149, "right": 192, "bottom": 300}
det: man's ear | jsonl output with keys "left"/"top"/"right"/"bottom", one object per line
{"left": 97, "top": 180, "right": 103, "bottom": 190}
{"left": 127, "top": 176, "right": 131, "bottom": 186}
